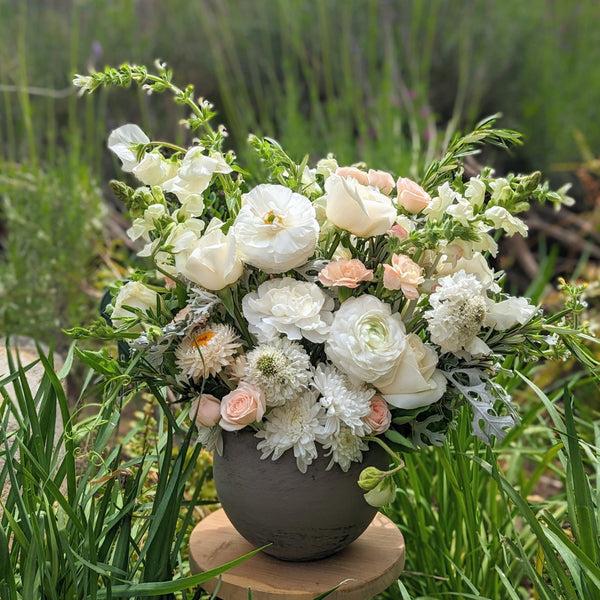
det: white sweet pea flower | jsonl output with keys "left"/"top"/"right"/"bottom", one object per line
{"left": 163, "top": 146, "right": 232, "bottom": 216}
{"left": 242, "top": 277, "right": 334, "bottom": 343}
{"left": 132, "top": 152, "right": 178, "bottom": 186}
{"left": 324, "top": 174, "right": 396, "bottom": 237}
{"left": 325, "top": 295, "right": 406, "bottom": 384}
{"left": 151, "top": 218, "right": 206, "bottom": 275}
{"left": 175, "top": 218, "right": 243, "bottom": 291}
{"left": 375, "top": 334, "right": 447, "bottom": 410}
{"left": 484, "top": 206, "right": 528, "bottom": 237}
{"left": 464, "top": 177, "right": 486, "bottom": 208}
{"left": 484, "top": 296, "right": 537, "bottom": 330}
{"left": 423, "top": 182, "right": 460, "bottom": 221}
{"left": 111, "top": 281, "right": 158, "bottom": 322}
{"left": 127, "top": 203, "right": 167, "bottom": 242}
{"left": 107, "top": 124, "right": 150, "bottom": 172}
{"left": 233, "top": 184, "right": 319, "bottom": 273}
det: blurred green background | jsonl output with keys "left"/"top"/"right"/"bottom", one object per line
{"left": 1, "top": 0, "right": 600, "bottom": 344}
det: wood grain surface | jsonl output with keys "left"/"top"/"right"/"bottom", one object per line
{"left": 189, "top": 508, "right": 405, "bottom": 600}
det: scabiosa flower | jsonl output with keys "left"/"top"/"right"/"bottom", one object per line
{"left": 256, "top": 392, "right": 326, "bottom": 473}
{"left": 424, "top": 271, "right": 491, "bottom": 356}
{"left": 312, "top": 363, "right": 374, "bottom": 436}
{"left": 176, "top": 323, "right": 241, "bottom": 381}
{"left": 244, "top": 339, "right": 312, "bottom": 407}
{"left": 321, "top": 425, "right": 369, "bottom": 472}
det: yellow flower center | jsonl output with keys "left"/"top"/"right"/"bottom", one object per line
{"left": 263, "top": 210, "right": 284, "bottom": 226}
{"left": 194, "top": 331, "right": 215, "bottom": 347}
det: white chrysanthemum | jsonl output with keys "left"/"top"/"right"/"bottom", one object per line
{"left": 245, "top": 339, "right": 312, "bottom": 406}
{"left": 233, "top": 183, "right": 319, "bottom": 273}
{"left": 321, "top": 425, "right": 368, "bottom": 472}
{"left": 256, "top": 392, "right": 326, "bottom": 473}
{"left": 176, "top": 323, "right": 241, "bottom": 381}
{"left": 425, "top": 271, "right": 491, "bottom": 356}
{"left": 242, "top": 277, "right": 334, "bottom": 343}
{"left": 197, "top": 425, "right": 223, "bottom": 455}
{"left": 312, "top": 363, "right": 374, "bottom": 436}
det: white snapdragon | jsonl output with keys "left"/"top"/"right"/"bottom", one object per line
{"left": 111, "top": 281, "right": 158, "bottom": 323}
{"left": 484, "top": 206, "right": 528, "bottom": 237}
{"left": 464, "top": 177, "right": 486, "bottom": 208}
{"left": 127, "top": 203, "right": 167, "bottom": 242}
{"left": 242, "top": 278, "right": 334, "bottom": 343}
{"left": 423, "top": 182, "right": 460, "bottom": 221}
{"left": 484, "top": 296, "right": 537, "bottom": 330}
{"left": 233, "top": 184, "right": 319, "bottom": 273}
{"left": 107, "top": 124, "right": 149, "bottom": 172}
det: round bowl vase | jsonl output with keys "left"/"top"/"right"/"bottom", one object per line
{"left": 213, "top": 429, "right": 388, "bottom": 561}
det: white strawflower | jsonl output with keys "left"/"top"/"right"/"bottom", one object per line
{"left": 256, "top": 392, "right": 326, "bottom": 473}
{"left": 245, "top": 338, "right": 313, "bottom": 406}
{"left": 313, "top": 363, "right": 374, "bottom": 436}
{"left": 484, "top": 206, "right": 528, "bottom": 237}
{"left": 321, "top": 425, "right": 369, "bottom": 472}
{"left": 176, "top": 323, "right": 241, "bottom": 381}
{"left": 233, "top": 184, "right": 319, "bottom": 273}
{"left": 425, "top": 271, "right": 491, "bottom": 356}
{"left": 107, "top": 124, "right": 150, "bottom": 172}
{"left": 325, "top": 295, "right": 406, "bottom": 384}
{"left": 242, "top": 277, "right": 334, "bottom": 343}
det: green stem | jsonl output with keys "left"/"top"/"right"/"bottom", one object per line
{"left": 366, "top": 435, "right": 404, "bottom": 468}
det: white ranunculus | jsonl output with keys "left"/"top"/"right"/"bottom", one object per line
{"left": 107, "top": 124, "right": 149, "bottom": 172}
{"left": 325, "top": 295, "right": 406, "bottom": 384}
{"left": 324, "top": 174, "right": 396, "bottom": 237}
{"left": 242, "top": 277, "right": 334, "bottom": 343}
{"left": 375, "top": 333, "right": 447, "bottom": 410}
{"left": 176, "top": 218, "right": 243, "bottom": 291}
{"left": 484, "top": 296, "right": 537, "bottom": 331}
{"left": 484, "top": 206, "right": 528, "bottom": 237}
{"left": 233, "top": 184, "right": 319, "bottom": 273}
{"left": 163, "top": 147, "right": 232, "bottom": 216}
{"left": 132, "top": 152, "right": 178, "bottom": 186}
{"left": 111, "top": 281, "right": 158, "bottom": 322}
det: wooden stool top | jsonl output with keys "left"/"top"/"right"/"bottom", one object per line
{"left": 189, "top": 508, "right": 405, "bottom": 600}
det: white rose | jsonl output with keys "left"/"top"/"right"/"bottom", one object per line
{"left": 163, "top": 147, "right": 232, "bottom": 216}
{"left": 233, "top": 184, "right": 319, "bottom": 273}
{"left": 107, "top": 124, "right": 149, "bottom": 172}
{"left": 375, "top": 334, "right": 447, "bottom": 410}
{"left": 324, "top": 174, "right": 396, "bottom": 237}
{"left": 484, "top": 296, "right": 537, "bottom": 331}
{"left": 176, "top": 218, "right": 243, "bottom": 291}
{"left": 242, "top": 277, "right": 334, "bottom": 343}
{"left": 132, "top": 152, "right": 178, "bottom": 186}
{"left": 325, "top": 295, "right": 406, "bottom": 384}
{"left": 111, "top": 281, "right": 158, "bottom": 322}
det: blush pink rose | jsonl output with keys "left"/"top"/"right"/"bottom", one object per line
{"left": 335, "top": 166, "right": 370, "bottom": 186}
{"left": 396, "top": 177, "right": 431, "bottom": 213}
{"left": 191, "top": 394, "right": 221, "bottom": 428}
{"left": 368, "top": 169, "right": 395, "bottom": 195}
{"left": 383, "top": 253, "right": 424, "bottom": 300}
{"left": 388, "top": 223, "right": 409, "bottom": 240}
{"left": 365, "top": 395, "right": 391, "bottom": 434}
{"left": 318, "top": 259, "right": 374, "bottom": 289}
{"left": 220, "top": 382, "right": 266, "bottom": 431}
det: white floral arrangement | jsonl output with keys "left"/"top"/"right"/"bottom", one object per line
{"left": 71, "top": 63, "right": 596, "bottom": 506}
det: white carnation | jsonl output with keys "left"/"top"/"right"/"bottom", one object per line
{"left": 256, "top": 392, "right": 326, "bottom": 473}
{"left": 325, "top": 295, "right": 406, "bottom": 384}
{"left": 312, "top": 363, "right": 374, "bottom": 437}
{"left": 242, "top": 278, "right": 334, "bottom": 343}
{"left": 233, "top": 184, "right": 319, "bottom": 273}
{"left": 321, "top": 425, "right": 369, "bottom": 472}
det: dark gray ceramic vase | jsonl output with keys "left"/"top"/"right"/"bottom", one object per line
{"left": 213, "top": 428, "right": 388, "bottom": 561}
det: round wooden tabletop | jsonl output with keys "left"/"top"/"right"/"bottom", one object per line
{"left": 189, "top": 508, "right": 405, "bottom": 600}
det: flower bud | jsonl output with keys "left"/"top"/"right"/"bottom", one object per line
{"left": 364, "top": 479, "right": 396, "bottom": 507}
{"left": 358, "top": 466, "right": 387, "bottom": 491}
